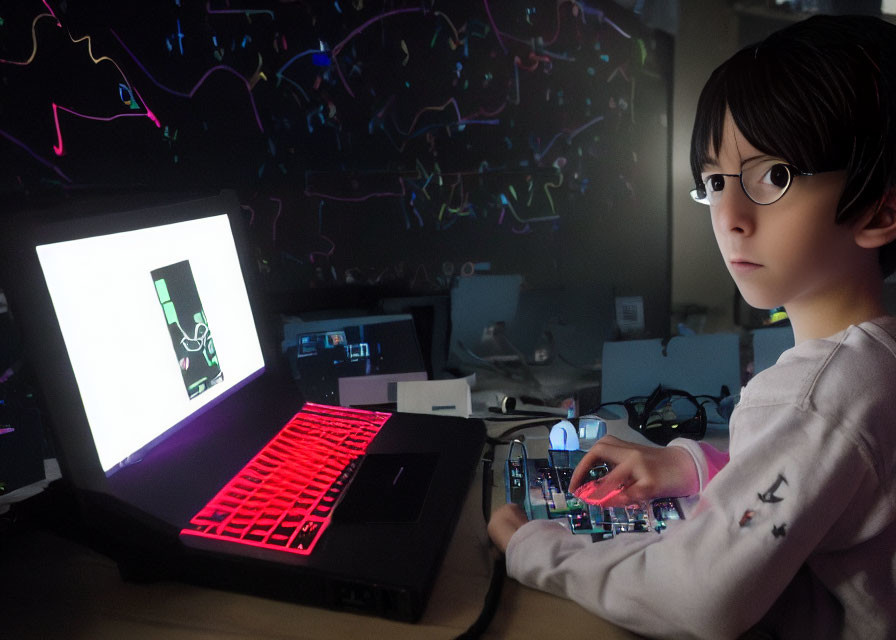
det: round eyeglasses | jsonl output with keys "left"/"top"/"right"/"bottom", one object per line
{"left": 689, "top": 158, "right": 816, "bottom": 206}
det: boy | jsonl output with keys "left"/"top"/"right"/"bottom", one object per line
{"left": 488, "top": 15, "right": 896, "bottom": 639}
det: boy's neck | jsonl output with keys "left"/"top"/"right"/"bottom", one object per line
{"left": 785, "top": 279, "right": 888, "bottom": 343}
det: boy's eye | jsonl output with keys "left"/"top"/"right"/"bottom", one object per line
{"left": 763, "top": 163, "right": 792, "bottom": 188}
{"left": 706, "top": 175, "right": 726, "bottom": 192}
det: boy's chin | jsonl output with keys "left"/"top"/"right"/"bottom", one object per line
{"left": 738, "top": 290, "right": 780, "bottom": 312}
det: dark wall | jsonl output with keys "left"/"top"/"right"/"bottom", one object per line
{"left": 1, "top": 0, "right": 672, "bottom": 352}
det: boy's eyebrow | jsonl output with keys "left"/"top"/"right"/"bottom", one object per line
{"left": 700, "top": 153, "right": 775, "bottom": 173}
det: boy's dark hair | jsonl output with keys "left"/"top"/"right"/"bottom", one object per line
{"left": 690, "top": 15, "right": 896, "bottom": 276}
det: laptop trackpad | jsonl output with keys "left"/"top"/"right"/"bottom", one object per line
{"left": 335, "top": 453, "right": 438, "bottom": 523}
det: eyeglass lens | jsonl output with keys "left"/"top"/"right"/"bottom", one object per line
{"left": 645, "top": 395, "right": 699, "bottom": 428}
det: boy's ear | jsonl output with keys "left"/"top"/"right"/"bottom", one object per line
{"left": 855, "top": 189, "right": 896, "bottom": 249}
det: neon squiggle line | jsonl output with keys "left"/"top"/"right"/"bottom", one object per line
{"left": 499, "top": 194, "right": 560, "bottom": 224}
{"left": 514, "top": 52, "right": 551, "bottom": 73}
{"left": 51, "top": 103, "right": 63, "bottom": 155}
{"left": 270, "top": 197, "right": 283, "bottom": 245}
{"left": 42, "top": 0, "right": 60, "bottom": 25}
{"left": 389, "top": 98, "right": 506, "bottom": 153}
{"left": 52, "top": 102, "right": 156, "bottom": 156}
{"left": 534, "top": 115, "right": 604, "bottom": 161}
{"left": 481, "top": 0, "right": 507, "bottom": 53}
{"left": 0, "top": 128, "right": 71, "bottom": 182}
{"left": 241, "top": 204, "right": 256, "bottom": 226}
{"left": 47, "top": 28, "right": 161, "bottom": 156}
{"left": 330, "top": 7, "right": 423, "bottom": 97}
{"left": 309, "top": 235, "right": 335, "bottom": 264}
{"left": 581, "top": 3, "right": 632, "bottom": 39}
{"left": 205, "top": 1, "right": 274, "bottom": 19}
{"left": 0, "top": 12, "right": 59, "bottom": 65}
{"left": 543, "top": 169, "right": 564, "bottom": 215}
{"left": 111, "top": 30, "right": 264, "bottom": 132}
{"left": 275, "top": 48, "right": 321, "bottom": 87}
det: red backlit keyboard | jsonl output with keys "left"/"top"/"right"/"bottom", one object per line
{"left": 180, "top": 403, "right": 391, "bottom": 555}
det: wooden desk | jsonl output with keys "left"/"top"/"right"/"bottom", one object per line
{"left": 0, "top": 420, "right": 659, "bottom": 639}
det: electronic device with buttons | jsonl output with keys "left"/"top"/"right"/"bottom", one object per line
{"left": 505, "top": 445, "right": 685, "bottom": 541}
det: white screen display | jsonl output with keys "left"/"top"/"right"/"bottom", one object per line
{"left": 36, "top": 214, "right": 265, "bottom": 472}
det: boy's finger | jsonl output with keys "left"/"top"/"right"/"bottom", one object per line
{"left": 572, "top": 466, "right": 629, "bottom": 504}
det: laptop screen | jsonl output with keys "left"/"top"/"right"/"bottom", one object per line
{"left": 34, "top": 212, "right": 265, "bottom": 474}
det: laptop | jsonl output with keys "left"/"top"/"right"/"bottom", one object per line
{"left": 0, "top": 189, "right": 485, "bottom": 622}
{"left": 283, "top": 312, "right": 429, "bottom": 406}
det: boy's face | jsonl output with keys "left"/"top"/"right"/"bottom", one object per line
{"left": 701, "top": 110, "right": 862, "bottom": 312}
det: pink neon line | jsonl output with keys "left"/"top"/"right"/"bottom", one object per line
{"left": 52, "top": 101, "right": 159, "bottom": 156}
{"left": 481, "top": 0, "right": 508, "bottom": 53}
{"left": 170, "top": 64, "right": 265, "bottom": 131}
{"left": 46, "top": 28, "right": 162, "bottom": 155}
{"left": 129, "top": 84, "right": 161, "bottom": 128}
{"left": 54, "top": 103, "right": 151, "bottom": 123}
{"left": 42, "top": 0, "right": 61, "bottom": 26}
{"left": 111, "top": 30, "right": 264, "bottom": 132}
{"left": 389, "top": 99, "right": 507, "bottom": 153}
{"left": 52, "top": 103, "right": 63, "bottom": 156}
{"left": 205, "top": 1, "right": 274, "bottom": 19}
{"left": 331, "top": 7, "right": 422, "bottom": 56}
{"left": 308, "top": 235, "right": 335, "bottom": 264}
{"left": 241, "top": 204, "right": 257, "bottom": 226}
{"left": 330, "top": 7, "right": 423, "bottom": 97}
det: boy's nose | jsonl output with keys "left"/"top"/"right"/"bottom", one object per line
{"left": 712, "top": 187, "right": 756, "bottom": 236}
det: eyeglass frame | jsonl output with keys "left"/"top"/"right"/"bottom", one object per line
{"left": 689, "top": 161, "right": 818, "bottom": 207}
{"left": 599, "top": 385, "right": 708, "bottom": 446}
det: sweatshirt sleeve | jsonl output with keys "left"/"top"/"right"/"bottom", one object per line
{"left": 504, "top": 400, "right": 876, "bottom": 639}
{"left": 667, "top": 438, "right": 729, "bottom": 492}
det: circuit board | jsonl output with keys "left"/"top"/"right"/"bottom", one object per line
{"left": 506, "top": 449, "right": 684, "bottom": 541}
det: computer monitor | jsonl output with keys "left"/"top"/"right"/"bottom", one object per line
{"left": 284, "top": 313, "right": 428, "bottom": 406}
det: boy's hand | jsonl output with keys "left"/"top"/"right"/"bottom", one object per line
{"left": 488, "top": 503, "right": 529, "bottom": 553}
{"left": 567, "top": 435, "right": 699, "bottom": 507}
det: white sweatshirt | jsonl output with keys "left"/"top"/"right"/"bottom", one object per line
{"left": 505, "top": 317, "right": 896, "bottom": 639}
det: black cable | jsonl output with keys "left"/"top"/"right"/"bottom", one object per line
{"left": 454, "top": 555, "right": 506, "bottom": 640}
{"left": 453, "top": 439, "right": 505, "bottom": 640}
{"left": 454, "top": 419, "right": 558, "bottom": 639}
{"left": 495, "top": 421, "right": 553, "bottom": 441}
{"left": 487, "top": 407, "right": 561, "bottom": 418}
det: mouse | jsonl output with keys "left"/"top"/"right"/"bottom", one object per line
{"left": 572, "top": 463, "right": 613, "bottom": 505}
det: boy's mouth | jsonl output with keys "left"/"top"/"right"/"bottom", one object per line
{"left": 730, "top": 259, "right": 762, "bottom": 273}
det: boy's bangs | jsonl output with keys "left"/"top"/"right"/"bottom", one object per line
{"left": 689, "top": 64, "right": 729, "bottom": 182}
{"left": 690, "top": 42, "right": 848, "bottom": 186}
